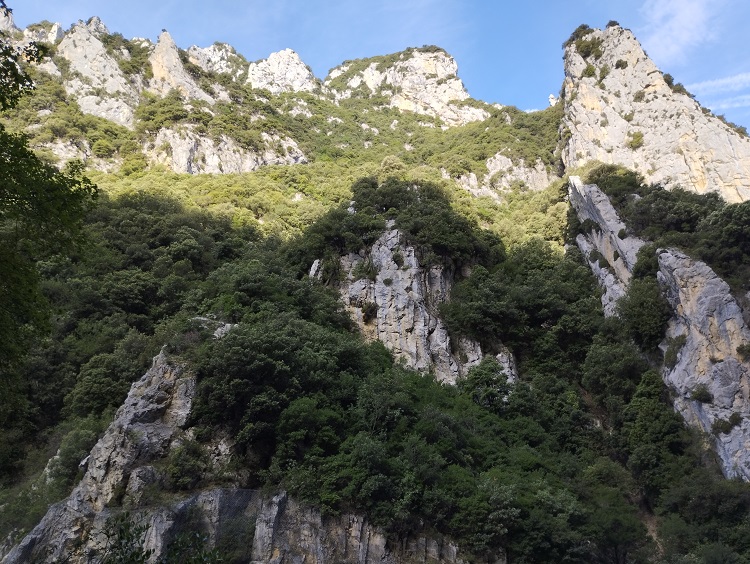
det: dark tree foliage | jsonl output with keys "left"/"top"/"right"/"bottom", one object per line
{"left": 0, "top": 18, "right": 98, "bottom": 372}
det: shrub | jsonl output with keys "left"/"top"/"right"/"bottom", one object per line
{"left": 665, "top": 335, "right": 688, "bottom": 369}
{"left": 582, "top": 64, "right": 597, "bottom": 78}
{"left": 627, "top": 131, "right": 644, "bottom": 149}
{"left": 166, "top": 440, "right": 207, "bottom": 490}
{"left": 737, "top": 343, "right": 750, "bottom": 361}
{"left": 615, "top": 59, "right": 628, "bottom": 70}
{"left": 361, "top": 301, "right": 378, "bottom": 323}
{"left": 606, "top": 20, "right": 621, "bottom": 28}
{"left": 598, "top": 64, "right": 610, "bottom": 82}
{"left": 633, "top": 90, "right": 645, "bottom": 103}
{"left": 713, "top": 413, "right": 742, "bottom": 435}
{"left": 352, "top": 258, "right": 378, "bottom": 281}
{"left": 623, "top": 111, "right": 634, "bottom": 122}
{"left": 690, "top": 384, "right": 713, "bottom": 403}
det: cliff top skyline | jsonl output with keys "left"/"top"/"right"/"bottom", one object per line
{"left": 11, "top": 0, "right": 750, "bottom": 129}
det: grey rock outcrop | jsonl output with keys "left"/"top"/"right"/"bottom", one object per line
{"left": 567, "top": 177, "right": 750, "bottom": 480}
{"left": 56, "top": 21, "right": 140, "bottom": 127}
{"left": 187, "top": 42, "right": 246, "bottom": 80}
{"left": 334, "top": 226, "right": 483, "bottom": 383}
{"left": 325, "top": 49, "right": 488, "bottom": 127}
{"left": 568, "top": 176, "right": 646, "bottom": 315}
{"left": 2, "top": 350, "right": 196, "bottom": 563}
{"left": 657, "top": 249, "right": 750, "bottom": 479}
{"left": 146, "top": 127, "right": 306, "bottom": 173}
{"left": 148, "top": 30, "right": 214, "bottom": 104}
{"left": 246, "top": 48, "right": 319, "bottom": 94}
{"left": 3, "top": 350, "right": 485, "bottom": 563}
{"left": 456, "top": 153, "right": 560, "bottom": 198}
{"left": 561, "top": 25, "right": 750, "bottom": 203}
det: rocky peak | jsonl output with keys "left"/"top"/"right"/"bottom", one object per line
{"left": 85, "top": 16, "right": 109, "bottom": 37}
{"left": 56, "top": 20, "right": 139, "bottom": 127}
{"left": 325, "top": 47, "right": 488, "bottom": 127}
{"left": 246, "top": 48, "right": 319, "bottom": 94}
{"left": 22, "top": 21, "right": 64, "bottom": 45}
{"left": 148, "top": 30, "right": 214, "bottom": 103}
{"left": 187, "top": 42, "right": 246, "bottom": 80}
{"left": 561, "top": 25, "right": 750, "bottom": 203}
{"left": 0, "top": 8, "right": 16, "bottom": 33}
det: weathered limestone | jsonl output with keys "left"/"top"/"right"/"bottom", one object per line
{"left": 567, "top": 176, "right": 646, "bottom": 315}
{"left": 148, "top": 30, "right": 214, "bottom": 104}
{"left": 146, "top": 127, "right": 306, "bottom": 173}
{"left": 561, "top": 25, "right": 750, "bottom": 203}
{"left": 246, "top": 48, "right": 319, "bottom": 94}
{"left": 333, "top": 226, "right": 483, "bottom": 383}
{"left": 568, "top": 177, "right": 750, "bottom": 480}
{"left": 56, "top": 20, "right": 140, "bottom": 127}
{"left": 456, "top": 154, "right": 560, "bottom": 198}
{"left": 325, "top": 49, "right": 488, "bottom": 127}
{"left": 658, "top": 249, "right": 750, "bottom": 479}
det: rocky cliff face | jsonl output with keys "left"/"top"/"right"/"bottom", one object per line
{"left": 568, "top": 176, "right": 750, "bottom": 480}
{"left": 314, "top": 226, "right": 480, "bottom": 383}
{"left": 567, "top": 176, "right": 645, "bottom": 315}
{"left": 56, "top": 18, "right": 141, "bottom": 127}
{"left": 658, "top": 249, "right": 750, "bottom": 479}
{"left": 246, "top": 48, "right": 320, "bottom": 95}
{"left": 146, "top": 128, "right": 307, "bottom": 173}
{"left": 456, "top": 153, "right": 560, "bottom": 198}
{"left": 325, "top": 48, "right": 488, "bottom": 127}
{"left": 148, "top": 30, "right": 214, "bottom": 104}
{"left": 2, "top": 349, "right": 483, "bottom": 563}
{"left": 561, "top": 25, "right": 750, "bottom": 203}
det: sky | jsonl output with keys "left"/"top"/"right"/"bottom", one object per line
{"left": 9, "top": 0, "right": 750, "bottom": 130}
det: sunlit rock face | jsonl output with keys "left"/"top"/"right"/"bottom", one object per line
{"left": 562, "top": 25, "right": 750, "bottom": 203}
{"left": 326, "top": 48, "right": 489, "bottom": 127}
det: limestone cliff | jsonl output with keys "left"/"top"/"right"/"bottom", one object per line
{"left": 2, "top": 351, "right": 484, "bottom": 563}
{"left": 325, "top": 225, "right": 483, "bottom": 383}
{"left": 148, "top": 30, "right": 214, "bottom": 104}
{"left": 568, "top": 176, "right": 750, "bottom": 480}
{"left": 658, "top": 249, "right": 750, "bottom": 479}
{"left": 567, "top": 176, "right": 645, "bottom": 315}
{"left": 56, "top": 18, "right": 141, "bottom": 127}
{"left": 456, "top": 153, "right": 560, "bottom": 198}
{"left": 246, "top": 48, "right": 320, "bottom": 94}
{"left": 325, "top": 48, "right": 488, "bottom": 127}
{"left": 561, "top": 25, "right": 750, "bottom": 203}
{"left": 145, "top": 127, "right": 307, "bottom": 173}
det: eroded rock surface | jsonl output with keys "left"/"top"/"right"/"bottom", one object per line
{"left": 561, "top": 25, "right": 750, "bottom": 203}
{"left": 658, "top": 249, "right": 750, "bottom": 479}
{"left": 325, "top": 49, "right": 488, "bottom": 127}
{"left": 247, "top": 48, "right": 319, "bottom": 94}
{"left": 148, "top": 30, "right": 213, "bottom": 103}
{"left": 334, "top": 226, "right": 483, "bottom": 383}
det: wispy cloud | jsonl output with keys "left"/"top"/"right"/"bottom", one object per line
{"left": 687, "top": 72, "right": 750, "bottom": 96}
{"left": 706, "top": 94, "right": 750, "bottom": 110}
{"left": 638, "top": 0, "right": 724, "bottom": 66}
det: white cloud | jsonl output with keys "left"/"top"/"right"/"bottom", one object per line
{"left": 638, "top": 0, "right": 724, "bottom": 66}
{"left": 706, "top": 94, "right": 750, "bottom": 110}
{"left": 687, "top": 72, "right": 750, "bottom": 96}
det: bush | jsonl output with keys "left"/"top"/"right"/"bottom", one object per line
{"left": 616, "top": 277, "right": 671, "bottom": 350}
{"left": 627, "top": 131, "right": 644, "bottom": 149}
{"left": 737, "top": 343, "right": 750, "bottom": 361}
{"left": 665, "top": 335, "right": 687, "bottom": 369}
{"left": 633, "top": 90, "right": 645, "bottom": 103}
{"left": 615, "top": 59, "right": 628, "bottom": 70}
{"left": 166, "top": 440, "right": 208, "bottom": 490}
{"left": 690, "top": 384, "right": 713, "bottom": 403}
{"left": 713, "top": 413, "right": 742, "bottom": 435}
{"left": 582, "top": 64, "right": 596, "bottom": 78}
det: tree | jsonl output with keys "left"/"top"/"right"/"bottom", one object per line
{"left": 0, "top": 3, "right": 98, "bottom": 371}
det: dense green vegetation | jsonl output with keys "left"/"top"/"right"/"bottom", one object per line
{"left": 4, "top": 16, "right": 750, "bottom": 564}
{"left": 585, "top": 164, "right": 750, "bottom": 294}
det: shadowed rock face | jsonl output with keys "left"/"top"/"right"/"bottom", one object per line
{"left": 568, "top": 176, "right": 750, "bottom": 480}
{"left": 2, "top": 350, "right": 490, "bottom": 563}
{"left": 562, "top": 25, "right": 750, "bottom": 203}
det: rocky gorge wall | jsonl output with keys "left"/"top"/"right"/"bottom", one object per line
{"left": 1, "top": 349, "right": 484, "bottom": 563}
{"left": 561, "top": 25, "right": 750, "bottom": 203}
{"left": 568, "top": 176, "right": 750, "bottom": 479}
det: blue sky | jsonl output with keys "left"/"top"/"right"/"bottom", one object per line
{"left": 10, "top": 0, "right": 750, "bottom": 129}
